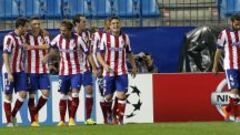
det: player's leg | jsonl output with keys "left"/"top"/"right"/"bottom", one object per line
{"left": 114, "top": 74, "right": 129, "bottom": 125}
{"left": 11, "top": 72, "right": 28, "bottom": 125}
{"left": 224, "top": 69, "right": 240, "bottom": 121}
{"left": 97, "top": 75, "right": 109, "bottom": 123}
{"left": 2, "top": 73, "right": 14, "bottom": 126}
{"left": 67, "top": 92, "right": 72, "bottom": 119}
{"left": 35, "top": 74, "right": 50, "bottom": 120}
{"left": 27, "top": 74, "right": 38, "bottom": 125}
{"left": 102, "top": 76, "right": 114, "bottom": 124}
{"left": 68, "top": 74, "right": 81, "bottom": 126}
{"left": 83, "top": 71, "right": 95, "bottom": 124}
{"left": 57, "top": 76, "right": 70, "bottom": 126}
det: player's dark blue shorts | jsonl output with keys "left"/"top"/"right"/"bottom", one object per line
{"left": 82, "top": 71, "right": 93, "bottom": 86}
{"left": 225, "top": 69, "right": 240, "bottom": 89}
{"left": 58, "top": 73, "right": 82, "bottom": 94}
{"left": 103, "top": 74, "right": 128, "bottom": 96}
{"left": 2, "top": 71, "right": 28, "bottom": 94}
{"left": 27, "top": 73, "right": 50, "bottom": 92}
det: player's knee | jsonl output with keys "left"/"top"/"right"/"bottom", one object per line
{"left": 116, "top": 92, "right": 126, "bottom": 100}
{"left": 29, "top": 94, "right": 35, "bottom": 98}
{"left": 41, "top": 90, "right": 49, "bottom": 98}
{"left": 86, "top": 88, "right": 93, "bottom": 95}
{"left": 104, "top": 94, "right": 113, "bottom": 102}
{"left": 71, "top": 88, "right": 79, "bottom": 93}
{"left": 4, "top": 94, "right": 12, "bottom": 102}
{"left": 60, "top": 94, "right": 68, "bottom": 100}
{"left": 18, "top": 91, "right": 27, "bottom": 99}
{"left": 71, "top": 92, "right": 79, "bottom": 98}
{"left": 231, "top": 88, "right": 239, "bottom": 95}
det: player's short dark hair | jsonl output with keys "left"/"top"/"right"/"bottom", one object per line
{"left": 60, "top": 20, "right": 73, "bottom": 30}
{"left": 109, "top": 16, "right": 120, "bottom": 23}
{"left": 72, "top": 14, "right": 85, "bottom": 26}
{"left": 15, "top": 17, "right": 29, "bottom": 28}
{"left": 30, "top": 16, "right": 41, "bottom": 21}
{"left": 231, "top": 13, "right": 240, "bottom": 21}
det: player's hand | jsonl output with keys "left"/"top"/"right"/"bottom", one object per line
{"left": 131, "top": 66, "right": 137, "bottom": 78}
{"left": 8, "top": 73, "right": 14, "bottom": 82}
{"left": 42, "top": 56, "right": 48, "bottom": 64}
{"left": 98, "top": 68, "right": 103, "bottom": 76}
{"left": 212, "top": 67, "right": 218, "bottom": 75}
{"left": 104, "top": 64, "right": 112, "bottom": 73}
{"left": 23, "top": 44, "right": 32, "bottom": 50}
{"left": 92, "top": 68, "right": 98, "bottom": 77}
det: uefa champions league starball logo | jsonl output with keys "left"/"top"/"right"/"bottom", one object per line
{"left": 125, "top": 85, "right": 142, "bottom": 118}
{"left": 211, "top": 79, "right": 240, "bottom": 121}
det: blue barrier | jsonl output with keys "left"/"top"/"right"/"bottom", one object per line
{"left": 123, "top": 27, "right": 194, "bottom": 73}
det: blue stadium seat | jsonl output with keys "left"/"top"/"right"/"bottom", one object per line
{"left": 91, "top": 0, "right": 112, "bottom": 18}
{"left": 45, "top": 0, "right": 61, "bottom": 19}
{"left": 61, "top": 0, "right": 84, "bottom": 19}
{"left": 0, "top": 0, "right": 6, "bottom": 19}
{"left": 141, "top": 0, "right": 160, "bottom": 17}
{"left": 83, "top": 0, "right": 94, "bottom": 17}
{"left": 19, "top": 0, "right": 40, "bottom": 17}
{"left": 118, "top": 0, "right": 131, "bottom": 17}
{"left": 0, "top": 0, "right": 21, "bottom": 20}
{"left": 219, "top": 0, "right": 240, "bottom": 17}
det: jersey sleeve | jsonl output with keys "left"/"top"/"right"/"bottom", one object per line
{"left": 216, "top": 31, "right": 226, "bottom": 50}
{"left": 3, "top": 35, "right": 13, "bottom": 53}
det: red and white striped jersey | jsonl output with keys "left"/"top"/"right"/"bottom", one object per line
{"left": 78, "top": 30, "right": 91, "bottom": 73}
{"left": 2, "top": 32, "right": 25, "bottom": 73}
{"left": 25, "top": 33, "right": 50, "bottom": 74}
{"left": 91, "top": 31, "right": 103, "bottom": 68}
{"left": 217, "top": 29, "right": 240, "bottom": 70}
{"left": 99, "top": 32, "right": 132, "bottom": 76}
{"left": 50, "top": 33, "right": 89, "bottom": 75}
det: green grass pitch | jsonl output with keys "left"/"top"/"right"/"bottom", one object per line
{"left": 0, "top": 122, "right": 240, "bottom": 135}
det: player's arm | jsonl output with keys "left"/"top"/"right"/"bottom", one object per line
{"left": 97, "top": 34, "right": 111, "bottom": 72}
{"left": 79, "top": 36, "right": 98, "bottom": 76}
{"left": 25, "top": 44, "right": 49, "bottom": 50}
{"left": 42, "top": 47, "right": 58, "bottom": 64}
{"left": 212, "top": 31, "right": 225, "bottom": 75}
{"left": 128, "top": 52, "right": 137, "bottom": 78}
{"left": 42, "top": 35, "right": 59, "bottom": 64}
{"left": 3, "top": 53, "right": 14, "bottom": 82}
{"left": 125, "top": 34, "right": 137, "bottom": 77}
{"left": 212, "top": 48, "right": 222, "bottom": 75}
{"left": 3, "top": 36, "right": 14, "bottom": 82}
{"left": 88, "top": 54, "right": 98, "bottom": 77}
{"left": 26, "top": 34, "right": 50, "bottom": 50}
{"left": 31, "top": 44, "right": 49, "bottom": 50}
{"left": 37, "top": 33, "right": 51, "bottom": 50}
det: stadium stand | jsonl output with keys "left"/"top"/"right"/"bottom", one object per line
{"left": 0, "top": 0, "right": 20, "bottom": 20}
{"left": 218, "top": 0, "right": 240, "bottom": 17}
{"left": 0, "top": 0, "right": 160, "bottom": 19}
{"left": 142, "top": 0, "right": 160, "bottom": 17}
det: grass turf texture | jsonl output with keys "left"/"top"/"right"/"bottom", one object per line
{"left": 0, "top": 122, "right": 239, "bottom": 135}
